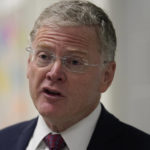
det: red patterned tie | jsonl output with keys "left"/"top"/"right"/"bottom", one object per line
{"left": 44, "top": 134, "right": 66, "bottom": 150}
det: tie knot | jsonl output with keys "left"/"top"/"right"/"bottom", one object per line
{"left": 44, "top": 134, "right": 66, "bottom": 150}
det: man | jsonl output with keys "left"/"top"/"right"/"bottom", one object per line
{"left": 0, "top": 0, "right": 149, "bottom": 149}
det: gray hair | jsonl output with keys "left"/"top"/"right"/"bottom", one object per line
{"left": 30, "top": 0, "right": 117, "bottom": 61}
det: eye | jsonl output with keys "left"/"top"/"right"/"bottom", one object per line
{"left": 66, "top": 56, "right": 85, "bottom": 66}
{"left": 38, "top": 52, "right": 49, "bottom": 60}
{"left": 71, "top": 59, "right": 81, "bottom": 65}
{"left": 36, "top": 51, "right": 54, "bottom": 62}
{"left": 34, "top": 50, "right": 54, "bottom": 66}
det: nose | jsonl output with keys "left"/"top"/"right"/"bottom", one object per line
{"left": 46, "top": 60, "right": 67, "bottom": 83}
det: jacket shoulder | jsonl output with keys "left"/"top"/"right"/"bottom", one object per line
{"left": 111, "top": 119, "right": 150, "bottom": 149}
{"left": 0, "top": 118, "right": 37, "bottom": 136}
{"left": 119, "top": 120, "right": 150, "bottom": 143}
{"left": 88, "top": 104, "right": 150, "bottom": 150}
{"left": 0, "top": 118, "right": 38, "bottom": 149}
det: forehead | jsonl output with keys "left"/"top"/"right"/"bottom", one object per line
{"left": 34, "top": 25, "right": 99, "bottom": 47}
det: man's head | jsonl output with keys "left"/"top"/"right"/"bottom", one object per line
{"left": 27, "top": 0, "right": 116, "bottom": 132}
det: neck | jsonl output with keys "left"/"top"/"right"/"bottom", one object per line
{"left": 43, "top": 102, "right": 99, "bottom": 132}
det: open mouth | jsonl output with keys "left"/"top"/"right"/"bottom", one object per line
{"left": 43, "top": 88, "right": 62, "bottom": 97}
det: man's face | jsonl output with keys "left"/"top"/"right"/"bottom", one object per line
{"left": 27, "top": 25, "right": 115, "bottom": 129}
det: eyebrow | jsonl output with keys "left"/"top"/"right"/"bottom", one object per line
{"left": 64, "top": 50, "right": 88, "bottom": 56}
{"left": 65, "top": 46, "right": 88, "bottom": 55}
{"left": 35, "top": 43, "right": 55, "bottom": 51}
{"left": 64, "top": 50, "right": 88, "bottom": 59}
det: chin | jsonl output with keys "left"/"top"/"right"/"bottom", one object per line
{"left": 38, "top": 103, "right": 62, "bottom": 118}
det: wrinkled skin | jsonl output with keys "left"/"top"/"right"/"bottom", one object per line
{"left": 27, "top": 25, "right": 116, "bottom": 132}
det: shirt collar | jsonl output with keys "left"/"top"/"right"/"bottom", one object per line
{"left": 32, "top": 104, "right": 101, "bottom": 150}
{"left": 29, "top": 115, "right": 53, "bottom": 149}
{"left": 61, "top": 104, "right": 101, "bottom": 150}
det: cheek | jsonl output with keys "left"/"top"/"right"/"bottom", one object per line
{"left": 28, "top": 64, "right": 45, "bottom": 82}
{"left": 28, "top": 65, "right": 46, "bottom": 97}
{"left": 66, "top": 77, "right": 100, "bottom": 117}
{"left": 68, "top": 74, "right": 101, "bottom": 102}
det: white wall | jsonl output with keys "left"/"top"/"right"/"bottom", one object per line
{"left": 101, "top": 0, "right": 150, "bottom": 133}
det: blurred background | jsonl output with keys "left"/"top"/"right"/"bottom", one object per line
{"left": 0, "top": 0, "right": 150, "bottom": 133}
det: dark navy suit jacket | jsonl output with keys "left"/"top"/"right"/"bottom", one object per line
{"left": 0, "top": 104, "right": 150, "bottom": 150}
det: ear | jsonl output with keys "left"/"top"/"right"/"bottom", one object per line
{"left": 26, "top": 56, "right": 32, "bottom": 79}
{"left": 99, "top": 61, "right": 116, "bottom": 93}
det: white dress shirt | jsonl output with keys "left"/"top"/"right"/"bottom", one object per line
{"left": 26, "top": 104, "right": 101, "bottom": 150}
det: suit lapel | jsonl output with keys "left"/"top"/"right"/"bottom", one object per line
{"left": 87, "top": 104, "right": 122, "bottom": 150}
{"left": 16, "top": 118, "right": 38, "bottom": 150}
